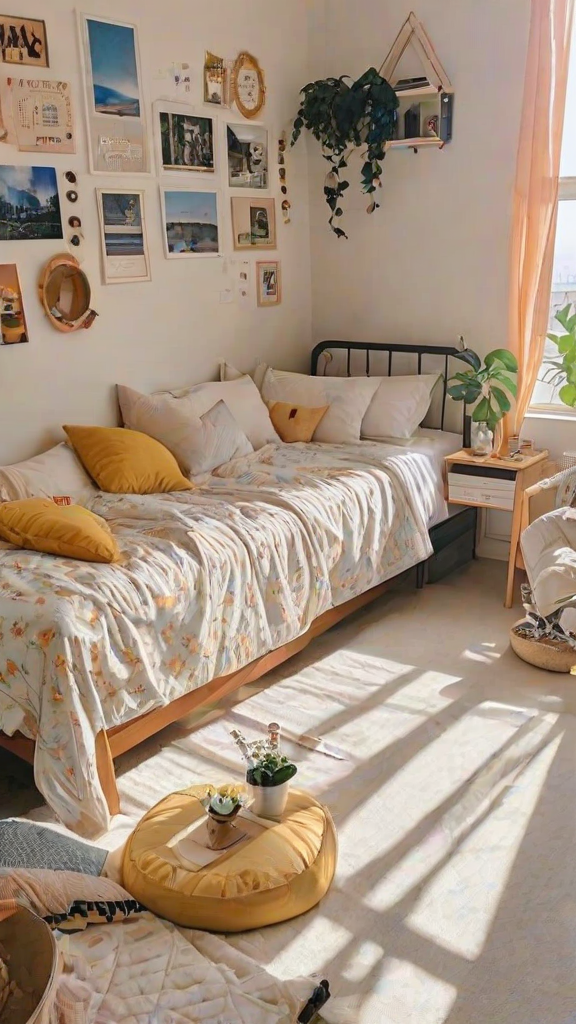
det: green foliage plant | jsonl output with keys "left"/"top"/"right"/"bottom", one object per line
{"left": 542, "top": 303, "right": 576, "bottom": 407}
{"left": 447, "top": 347, "right": 518, "bottom": 430}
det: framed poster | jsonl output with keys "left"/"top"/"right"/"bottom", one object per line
{"left": 203, "top": 51, "right": 226, "bottom": 106}
{"left": 231, "top": 196, "right": 276, "bottom": 250}
{"left": 0, "top": 15, "right": 48, "bottom": 67}
{"left": 257, "top": 261, "right": 281, "bottom": 307}
{"left": 7, "top": 77, "right": 75, "bottom": 154}
{"left": 226, "top": 123, "right": 268, "bottom": 189}
{"left": 96, "top": 189, "right": 150, "bottom": 284}
{"left": 0, "top": 263, "right": 28, "bottom": 345}
{"left": 154, "top": 101, "right": 215, "bottom": 174}
{"left": 0, "top": 164, "right": 61, "bottom": 240}
{"left": 78, "top": 12, "right": 149, "bottom": 174}
{"left": 160, "top": 187, "right": 220, "bottom": 258}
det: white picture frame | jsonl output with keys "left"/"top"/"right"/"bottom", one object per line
{"left": 153, "top": 99, "right": 217, "bottom": 177}
{"left": 160, "top": 186, "right": 222, "bottom": 259}
{"left": 226, "top": 121, "right": 268, "bottom": 190}
{"left": 77, "top": 11, "right": 150, "bottom": 175}
{"left": 96, "top": 188, "right": 151, "bottom": 284}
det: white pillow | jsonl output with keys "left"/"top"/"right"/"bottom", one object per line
{"left": 261, "top": 368, "right": 380, "bottom": 444}
{"left": 0, "top": 443, "right": 98, "bottom": 505}
{"left": 164, "top": 375, "right": 279, "bottom": 449}
{"left": 117, "top": 387, "right": 253, "bottom": 476}
{"left": 219, "top": 360, "right": 268, "bottom": 392}
{"left": 361, "top": 374, "right": 441, "bottom": 440}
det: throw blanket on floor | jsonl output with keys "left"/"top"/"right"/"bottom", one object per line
{"left": 0, "top": 442, "right": 432, "bottom": 835}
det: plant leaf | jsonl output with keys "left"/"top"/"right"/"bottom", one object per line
{"left": 472, "top": 397, "right": 491, "bottom": 422}
{"left": 454, "top": 349, "right": 482, "bottom": 372}
{"left": 484, "top": 348, "right": 518, "bottom": 372}
{"left": 491, "top": 385, "right": 511, "bottom": 414}
{"left": 559, "top": 383, "right": 576, "bottom": 407}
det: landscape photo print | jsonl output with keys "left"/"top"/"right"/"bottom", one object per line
{"left": 162, "top": 188, "right": 220, "bottom": 257}
{"left": 97, "top": 189, "right": 150, "bottom": 283}
{"left": 0, "top": 165, "right": 62, "bottom": 240}
{"left": 86, "top": 16, "right": 141, "bottom": 117}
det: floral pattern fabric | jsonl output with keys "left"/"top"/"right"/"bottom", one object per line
{"left": 0, "top": 442, "right": 433, "bottom": 836}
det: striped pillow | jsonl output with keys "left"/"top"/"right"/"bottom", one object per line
{"left": 0, "top": 868, "right": 144, "bottom": 933}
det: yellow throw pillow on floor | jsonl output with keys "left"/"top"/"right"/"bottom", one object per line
{"left": 63, "top": 425, "right": 194, "bottom": 494}
{"left": 0, "top": 498, "right": 119, "bottom": 563}
{"left": 268, "top": 401, "right": 329, "bottom": 443}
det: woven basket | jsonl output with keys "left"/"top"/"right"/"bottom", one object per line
{"left": 0, "top": 904, "right": 58, "bottom": 1023}
{"left": 510, "top": 622, "right": 576, "bottom": 673}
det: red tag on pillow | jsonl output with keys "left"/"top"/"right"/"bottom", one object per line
{"left": 52, "top": 496, "right": 72, "bottom": 506}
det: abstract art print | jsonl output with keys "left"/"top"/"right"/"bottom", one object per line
{"left": 157, "top": 105, "right": 214, "bottom": 173}
{"left": 97, "top": 189, "right": 150, "bottom": 284}
{"left": 257, "top": 261, "right": 281, "bottom": 307}
{"left": 0, "top": 15, "right": 48, "bottom": 67}
{"left": 0, "top": 165, "right": 62, "bottom": 240}
{"left": 227, "top": 123, "right": 268, "bottom": 189}
{"left": 0, "top": 263, "right": 28, "bottom": 345}
{"left": 161, "top": 188, "right": 220, "bottom": 258}
{"left": 231, "top": 196, "right": 276, "bottom": 250}
{"left": 78, "top": 13, "right": 149, "bottom": 174}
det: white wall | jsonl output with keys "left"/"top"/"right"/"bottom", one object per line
{"left": 0, "top": 0, "right": 313, "bottom": 463}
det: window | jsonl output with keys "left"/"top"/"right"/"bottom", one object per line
{"left": 531, "top": 33, "right": 576, "bottom": 412}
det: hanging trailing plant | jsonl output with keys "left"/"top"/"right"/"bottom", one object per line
{"left": 291, "top": 68, "right": 398, "bottom": 238}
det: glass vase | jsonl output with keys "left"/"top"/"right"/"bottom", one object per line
{"left": 471, "top": 421, "right": 493, "bottom": 456}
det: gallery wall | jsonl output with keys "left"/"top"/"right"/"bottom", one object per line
{"left": 0, "top": 0, "right": 313, "bottom": 463}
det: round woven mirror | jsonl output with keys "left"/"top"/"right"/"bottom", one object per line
{"left": 38, "top": 253, "right": 98, "bottom": 333}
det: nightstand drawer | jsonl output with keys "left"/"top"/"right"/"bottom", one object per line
{"left": 448, "top": 472, "right": 516, "bottom": 510}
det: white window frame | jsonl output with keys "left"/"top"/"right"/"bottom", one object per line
{"left": 529, "top": 177, "right": 576, "bottom": 416}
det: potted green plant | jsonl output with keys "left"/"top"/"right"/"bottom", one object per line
{"left": 291, "top": 68, "right": 398, "bottom": 237}
{"left": 1, "top": 315, "right": 24, "bottom": 344}
{"left": 201, "top": 784, "right": 246, "bottom": 850}
{"left": 447, "top": 346, "right": 518, "bottom": 453}
{"left": 540, "top": 302, "right": 576, "bottom": 407}
{"left": 230, "top": 724, "right": 297, "bottom": 819}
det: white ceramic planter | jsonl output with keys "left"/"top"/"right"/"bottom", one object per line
{"left": 248, "top": 781, "right": 290, "bottom": 820}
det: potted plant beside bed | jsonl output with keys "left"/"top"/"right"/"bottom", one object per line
{"left": 447, "top": 345, "right": 518, "bottom": 455}
{"left": 231, "top": 724, "right": 297, "bottom": 819}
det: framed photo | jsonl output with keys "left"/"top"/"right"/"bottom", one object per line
{"left": 96, "top": 189, "right": 150, "bottom": 284}
{"left": 227, "top": 123, "right": 268, "bottom": 189}
{"left": 0, "top": 164, "right": 61, "bottom": 240}
{"left": 161, "top": 187, "right": 220, "bottom": 258}
{"left": 0, "top": 263, "right": 28, "bottom": 346}
{"left": 257, "top": 261, "right": 281, "bottom": 307}
{"left": 7, "top": 77, "right": 75, "bottom": 154}
{"left": 155, "top": 102, "right": 215, "bottom": 174}
{"left": 78, "top": 13, "right": 149, "bottom": 174}
{"left": 0, "top": 15, "right": 48, "bottom": 67}
{"left": 231, "top": 52, "right": 265, "bottom": 119}
{"left": 231, "top": 196, "right": 276, "bottom": 250}
{"left": 203, "top": 51, "right": 226, "bottom": 106}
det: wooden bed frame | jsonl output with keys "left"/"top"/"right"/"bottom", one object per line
{"left": 0, "top": 340, "right": 464, "bottom": 817}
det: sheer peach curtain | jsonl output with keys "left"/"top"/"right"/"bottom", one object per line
{"left": 508, "top": 0, "right": 575, "bottom": 434}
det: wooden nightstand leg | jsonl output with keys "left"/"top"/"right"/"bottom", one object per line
{"left": 505, "top": 559, "right": 517, "bottom": 608}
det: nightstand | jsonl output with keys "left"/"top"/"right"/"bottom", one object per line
{"left": 444, "top": 448, "right": 550, "bottom": 608}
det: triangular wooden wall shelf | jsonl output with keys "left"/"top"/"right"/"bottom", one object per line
{"left": 380, "top": 12, "right": 454, "bottom": 152}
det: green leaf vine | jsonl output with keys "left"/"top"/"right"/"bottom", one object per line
{"left": 291, "top": 68, "right": 399, "bottom": 237}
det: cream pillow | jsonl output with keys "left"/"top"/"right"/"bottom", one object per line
{"left": 361, "top": 374, "right": 441, "bottom": 440}
{"left": 219, "top": 360, "right": 268, "bottom": 392}
{"left": 261, "top": 368, "right": 380, "bottom": 444}
{"left": 164, "top": 375, "right": 279, "bottom": 449}
{"left": 118, "top": 386, "right": 253, "bottom": 476}
{"left": 0, "top": 443, "right": 98, "bottom": 505}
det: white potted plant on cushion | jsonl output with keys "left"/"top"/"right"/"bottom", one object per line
{"left": 231, "top": 724, "right": 297, "bottom": 820}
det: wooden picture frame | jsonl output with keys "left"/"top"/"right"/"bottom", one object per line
{"left": 231, "top": 196, "right": 276, "bottom": 250}
{"left": 96, "top": 188, "right": 151, "bottom": 285}
{"left": 257, "top": 261, "right": 281, "bottom": 307}
{"left": 231, "top": 52, "right": 265, "bottom": 119}
{"left": 0, "top": 14, "right": 48, "bottom": 67}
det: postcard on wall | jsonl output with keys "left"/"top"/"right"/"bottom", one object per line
{"left": 0, "top": 164, "right": 62, "bottom": 240}
{"left": 97, "top": 189, "right": 150, "bottom": 284}
{"left": 257, "top": 261, "right": 281, "bottom": 307}
{"left": 227, "top": 123, "right": 268, "bottom": 189}
{"left": 0, "top": 15, "right": 48, "bottom": 67}
{"left": 78, "top": 13, "right": 149, "bottom": 173}
{"left": 7, "top": 78, "right": 75, "bottom": 154}
{"left": 231, "top": 196, "right": 276, "bottom": 250}
{"left": 0, "top": 263, "right": 28, "bottom": 346}
{"left": 161, "top": 187, "right": 220, "bottom": 258}
{"left": 155, "top": 101, "right": 214, "bottom": 174}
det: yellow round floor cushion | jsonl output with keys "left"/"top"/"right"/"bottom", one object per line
{"left": 63, "top": 425, "right": 193, "bottom": 494}
{"left": 122, "top": 786, "right": 337, "bottom": 932}
{"left": 0, "top": 498, "right": 119, "bottom": 563}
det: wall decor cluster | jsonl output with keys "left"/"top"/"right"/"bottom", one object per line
{"left": 0, "top": 15, "right": 47, "bottom": 67}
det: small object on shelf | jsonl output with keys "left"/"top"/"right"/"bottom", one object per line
{"left": 404, "top": 104, "right": 420, "bottom": 139}
{"left": 471, "top": 421, "right": 494, "bottom": 456}
{"left": 395, "top": 76, "right": 430, "bottom": 92}
{"left": 203, "top": 51, "right": 227, "bottom": 106}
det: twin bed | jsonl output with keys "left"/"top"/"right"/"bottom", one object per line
{"left": 0, "top": 342, "right": 465, "bottom": 835}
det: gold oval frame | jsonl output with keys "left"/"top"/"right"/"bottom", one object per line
{"left": 38, "top": 253, "right": 98, "bottom": 334}
{"left": 231, "top": 52, "right": 265, "bottom": 119}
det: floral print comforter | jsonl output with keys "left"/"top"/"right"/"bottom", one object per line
{"left": 0, "top": 442, "right": 433, "bottom": 835}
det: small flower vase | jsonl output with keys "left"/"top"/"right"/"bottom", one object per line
{"left": 248, "top": 781, "right": 290, "bottom": 821}
{"left": 471, "top": 421, "right": 493, "bottom": 456}
{"left": 206, "top": 803, "right": 246, "bottom": 851}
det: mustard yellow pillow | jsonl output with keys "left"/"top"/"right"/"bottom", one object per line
{"left": 267, "top": 401, "right": 329, "bottom": 443}
{"left": 0, "top": 498, "right": 119, "bottom": 563}
{"left": 63, "top": 425, "right": 193, "bottom": 494}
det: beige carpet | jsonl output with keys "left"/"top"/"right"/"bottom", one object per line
{"left": 3, "top": 559, "right": 576, "bottom": 1024}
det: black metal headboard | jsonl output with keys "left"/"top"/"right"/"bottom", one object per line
{"left": 310, "top": 340, "right": 463, "bottom": 435}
